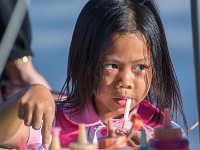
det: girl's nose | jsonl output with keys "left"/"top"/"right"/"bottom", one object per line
{"left": 117, "top": 69, "right": 135, "bottom": 89}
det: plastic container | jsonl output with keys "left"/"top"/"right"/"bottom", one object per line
{"left": 149, "top": 108, "right": 190, "bottom": 150}
{"left": 69, "top": 124, "right": 98, "bottom": 150}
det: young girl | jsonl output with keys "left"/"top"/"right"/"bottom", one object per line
{"left": 0, "top": 0, "right": 188, "bottom": 149}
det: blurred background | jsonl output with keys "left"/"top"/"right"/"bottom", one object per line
{"left": 28, "top": 0, "right": 199, "bottom": 149}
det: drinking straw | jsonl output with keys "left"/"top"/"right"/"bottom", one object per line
{"left": 122, "top": 98, "right": 132, "bottom": 129}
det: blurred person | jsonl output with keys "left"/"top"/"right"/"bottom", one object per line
{"left": 0, "top": 0, "right": 51, "bottom": 101}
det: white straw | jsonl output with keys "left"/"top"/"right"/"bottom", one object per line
{"left": 124, "top": 98, "right": 132, "bottom": 121}
{"left": 122, "top": 98, "right": 132, "bottom": 129}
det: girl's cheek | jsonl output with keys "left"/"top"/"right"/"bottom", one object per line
{"left": 103, "top": 73, "right": 117, "bottom": 86}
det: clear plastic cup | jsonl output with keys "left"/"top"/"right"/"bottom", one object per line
{"left": 105, "top": 119, "right": 154, "bottom": 135}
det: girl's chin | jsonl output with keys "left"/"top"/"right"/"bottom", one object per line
{"left": 111, "top": 108, "right": 125, "bottom": 118}
{"left": 113, "top": 113, "right": 124, "bottom": 119}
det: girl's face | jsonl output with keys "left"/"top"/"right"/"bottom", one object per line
{"left": 93, "top": 33, "right": 152, "bottom": 122}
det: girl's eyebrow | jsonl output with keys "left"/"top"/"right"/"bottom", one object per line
{"left": 133, "top": 57, "right": 151, "bottom": 63}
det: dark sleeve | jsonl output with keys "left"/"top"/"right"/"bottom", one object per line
{"left": 0, "top": 0, "right": 33, "bottom": 61}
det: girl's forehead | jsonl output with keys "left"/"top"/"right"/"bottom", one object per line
{"left": 107, "top": 32, "right": 147, "bottom": 48}
{"left": 106, "top": 33, "right": 149, "bottom": 54}
{"left": 103, "top": 33, "right": 151, "bottom": 63}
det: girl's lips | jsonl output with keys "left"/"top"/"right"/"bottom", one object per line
{"left": 114, "top": 98, "right": 127, "bottom": 106}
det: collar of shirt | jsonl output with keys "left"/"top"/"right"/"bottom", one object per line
{"left": 61, "top": 98, "right": 140, "bottom": 144}
{"left": 62, "top": 98, "right": 139, "bottom": 127}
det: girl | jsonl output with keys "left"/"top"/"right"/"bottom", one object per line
{"left": 0, "top": 0, "right": 188, "bottom": 149}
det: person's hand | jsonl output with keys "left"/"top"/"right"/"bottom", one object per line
{"left": 18, "top": 84, "right": 55, "bottom": 148}
{"left": 115, "top": 124, "right": 153, "bottom": 148}
{"left": 1, "top": 57, "right": 51, "bottom": 100}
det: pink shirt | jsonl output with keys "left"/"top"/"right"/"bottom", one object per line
{"left": 27, "top": 99, "right": 163, "bottom": 148}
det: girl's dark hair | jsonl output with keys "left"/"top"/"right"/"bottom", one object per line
{"left": 59, "top": 0, "right": 188, "bottom": 130}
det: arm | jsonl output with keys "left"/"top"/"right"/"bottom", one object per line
{"left": 0, "top": 0, "right": 51, "bottom": 101}
{"left": 0, "top": 84, "right": 55, "bottom": 148}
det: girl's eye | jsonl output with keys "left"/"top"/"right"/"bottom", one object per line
{"left": 105, "top": 64, "right": 118, "bottom": 69}
{"left": 135, "top": 65, "right": 147, "bottom": 72}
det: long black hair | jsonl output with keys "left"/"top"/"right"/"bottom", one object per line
{"left": 59, "top": 0, "right": 188, "bottom": 130}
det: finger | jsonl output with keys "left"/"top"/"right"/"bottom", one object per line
{"left": 24, "top": 105, "right": 33, "bottom": 126}
{"left": 127, "top": 131, "right": 141, "bottom": 147}
{"left": 18, "top": 98, "right": 26, "bottom": 120}
{"left": 115, "top": 129, "right": 126, "bottom": 136}
{"left": 127, "top": 137, "right": 140, "bottom": 148}
{"left": 127, "top": 130, "right": 141, "bottom": 141}
{"left": 42, "top": 113, "right": 53, "bottom": 149}
{"left": 32, "top": 109, "right": 43, "bottom": 130}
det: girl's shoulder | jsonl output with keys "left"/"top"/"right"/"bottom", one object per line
{"left": 55, "top": 98, "right": 100, "bottom": 125}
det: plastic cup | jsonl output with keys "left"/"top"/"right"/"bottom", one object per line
{"left": 105, "top": 119, "right": 154, "bottom": 135}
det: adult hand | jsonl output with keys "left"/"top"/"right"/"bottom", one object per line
{"left": 1, "top": 58, "right": 51, "bottom": 100}
{"left": 18, "top": 84, "right": 55, "bottom": 148}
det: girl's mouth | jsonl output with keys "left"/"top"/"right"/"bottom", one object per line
{"left": 114, "top": 98, "right": 128, "bottom": 106}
